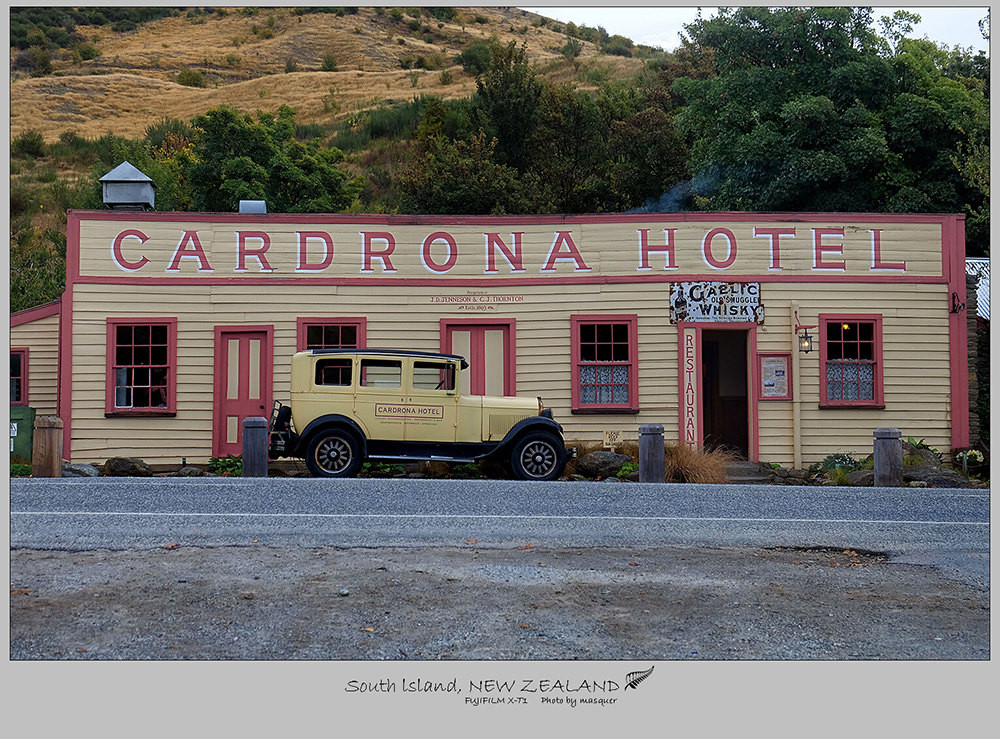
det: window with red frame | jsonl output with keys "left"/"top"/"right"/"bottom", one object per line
{"left": 820, "top": 315, "right": 883, "bottom": 407}
{"left": 571, "top": 316, "right": 638, "bottom": 412}
{"left": 109, "top": 320, "right": 174, "bottom": 412}
{"left": 297, "top": 318, "right": 365, "bottom": 351}
{"left": 10, "top": 349, "right": 27, "bottom": 405}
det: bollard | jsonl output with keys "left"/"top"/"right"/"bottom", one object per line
{"left": 873, "top": 427, "right": 903, "bottom": 487}
{"left": 242, "top": 416, "right": 269, "bottom": 477}
{"left": 638, "top": 424, "right": 665, "bottom": 483}
{"left": 31, "top": 415, "right": 64, "bottom": 478}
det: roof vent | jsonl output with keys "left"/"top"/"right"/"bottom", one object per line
{"left": 239, "top": 200, "right": 267, "bottom": 214}
{"left": 100, "top": 161, "right": 155, "bottom": 210}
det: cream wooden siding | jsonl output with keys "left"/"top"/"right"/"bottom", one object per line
{"left": 68, "top": 275, "right": 954, "bottom": 467}
{"left": 11, "top": 312, "right": 60, "bottom": 416}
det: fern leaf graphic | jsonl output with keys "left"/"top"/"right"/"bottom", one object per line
{"left": 624, "top": 666, "right": 654, "bottom": 690}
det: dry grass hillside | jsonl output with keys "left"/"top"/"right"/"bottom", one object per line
{"left": 10, "top": 6, "right": 647, "bottom": 142}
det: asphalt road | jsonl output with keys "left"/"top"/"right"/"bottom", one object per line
{"left": 10, "top": 477, "right": 989, "bottom": 585}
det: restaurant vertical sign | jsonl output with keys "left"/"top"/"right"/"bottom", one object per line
{"left": 679, "top": 326, "right": 700, "bottom": 448}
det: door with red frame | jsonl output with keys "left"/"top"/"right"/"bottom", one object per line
{"left": 442, "top": 320, "right": 515, "bottom": 396}
{"left": 213, "top": 327, "right": 273, "bottom": 457}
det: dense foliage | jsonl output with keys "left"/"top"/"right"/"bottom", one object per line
{"left": 8, "top": 6, "right": 990, "bottom": 315}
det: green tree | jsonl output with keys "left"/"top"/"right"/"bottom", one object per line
{"left": 671, "top": 6, "right": 989, "bottom": 255}
{"left": 397, "top": 100, "right": 534, "bottom": 214}
{"left": 189, "top": 105, "right": 361, "bottom": 212}
{"left": 474, "top": 41, "right": 542, "bottom": 172}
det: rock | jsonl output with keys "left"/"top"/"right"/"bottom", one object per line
{"left": 177, "top": 466, "right": 206, "bottom": 477}
{"left": 339, "top": 589, "right": 350, "bottom": 597}
{"left": 103, "top": 457, "right": 153, "bottom": 477}
{"left": 845, "top": 469, "right": 874, "bottom": 487}
{"left": 623, "top": 470, "right": 641, "bottom": 482}
{"left": 574, "top": 451, "right": 632, "bottom": 480}
{"left": 62, "top": 463, "right": 101, "bottom": 477}
{"left": 905, "top": 467, "right": 972, "bottom": 488}
{"left": 902, "top": 442, "right": 942, "bottom": 467}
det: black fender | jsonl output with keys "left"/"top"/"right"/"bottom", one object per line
{"left": 296, "top": 415, "right": 369, "bottom": 458}
{"left": 490, "top": 416, "right": 564, "bottom": 457}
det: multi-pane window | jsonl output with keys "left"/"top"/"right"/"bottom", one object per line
{"left": 10, "top": 349, "right": 27, "bottom": 405}
{"left": 820, "top": 314, "right": 883, "bottom": 407}
{"left": 106, "top": 319, "right": 176, "bottom": 414}
{"left": 297, "top": 318, "right": 366, "bottom": 351}
{"left": 570, "top": 315, "right": 639, "bottom": 412}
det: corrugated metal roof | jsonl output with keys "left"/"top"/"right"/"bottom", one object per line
{"left": 966, "top": 258, "right": 990, "bottom": 320}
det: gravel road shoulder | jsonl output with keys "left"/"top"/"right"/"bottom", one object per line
{"left": 9, "top": 543, "right": 989, "bottom": 660}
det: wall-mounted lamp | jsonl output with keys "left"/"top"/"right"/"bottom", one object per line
{"left": 794, "top": 309, "right": 817, "bottom": 354}
{"left": 797, "top": 327, "right": 814, "bottom": 354}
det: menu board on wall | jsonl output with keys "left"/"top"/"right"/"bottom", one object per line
{"left": 758, "top": 353, "right": 792, "bottom": 400}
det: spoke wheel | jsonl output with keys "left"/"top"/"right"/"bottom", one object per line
{"left": 510, "top": 433, "right": 567, "bottom": 481}
{"left": 305, "top": 430, "right": 363, "bottom": 478}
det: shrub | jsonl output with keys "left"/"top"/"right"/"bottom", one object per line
{"left": 12, "top": 129, "right": 46, "bottom": 158}
{"left": 176, "top": 68, "right": 205, "bottom": 87}
{"left": 320, "top": 53, "right": 338, "bottom": 72}
{"left": 73, "top": 42, "right": 101, "bottom": 62}
{"left": 456, "top": 39, "right": 494, "bottom": 75}
{"left": 439, "top": 69, "right": 453, "bottom": 85}
{"left": 808, "top": 453, "right": 861, "bottom": 477}
{"left": 11, "top": 463, "right": 32, "bottom": 477}
{"left": 561, "top": 37, "right": 583, "bottom": 60}
{"left": 207, "top": 454, "right": 242, "bottom": 476}
{"left": 284, "top": 57, "right": 297, "bottom": 73}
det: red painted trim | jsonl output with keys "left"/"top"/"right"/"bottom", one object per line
{"left": 10, "top": 347, "right": 29, "bottom": 406}
{"left": 677, "top": 322, "right": 759, "bottom": 460}
{"left": 677, "top": 325, "right": 703, "bottom": 447}
{"left": 569, "top": 314, "right": 639, "bottom": 412}
{"left": 817, "top": 314, "right": 884, "bottom": 408}
{"left": 61, "top": 214, "right": 81, "bottom": 460}
{"left": 70, "top": 273, "right": 948, "bottom": 288}
{"left": 211, "top": 325, "right": 274, "bottom": 458}
{"left": 10, "top": 300, "right": 61, "bottom": 327}
{"left": 945, "top": 217, "right": 970, "bottom": 448}
{"left": 67, "top": 209, "right": 963, "bottom": 226}
{"left": 295, "top": 317, "right": 367, "bottom": 351}
{"left": 104, "top": 317, "right": 179, "bottom": 415}
{"left": 440, "top": 318, "right": 517, "bottom": 396}
{"left": 755, "top": 352, "right": 793, "bottom": 402}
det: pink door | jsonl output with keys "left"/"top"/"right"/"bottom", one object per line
{"left": 213, "top": 327, "right": 272, "bottom": 457}
{"left": 442, "top": 320, "right": 515, "bottom": 396}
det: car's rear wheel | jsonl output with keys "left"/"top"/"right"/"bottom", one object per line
{"left": 305, "top": 429, "right": 364, "bottom": 478}
{"left": 510, "top": 433, "right": 567, "bottom": 481}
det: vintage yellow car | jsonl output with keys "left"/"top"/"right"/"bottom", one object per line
{"left": 268, "top": 349, "right": 567, "bottom": 480}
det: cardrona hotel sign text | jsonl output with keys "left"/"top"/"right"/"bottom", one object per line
{"left": 81, "top": 217, "right": 932, "bottom": 281}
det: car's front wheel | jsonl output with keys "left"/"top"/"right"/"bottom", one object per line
{"left": 305, "top": 429, "right": 364, "bottom": 478}
{"left": 510, "top": 433, "right": 567, "bottom": 481}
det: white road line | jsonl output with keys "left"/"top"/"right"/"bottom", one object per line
{"left": 10, "top": 511, "right": 990, "bottom": 526}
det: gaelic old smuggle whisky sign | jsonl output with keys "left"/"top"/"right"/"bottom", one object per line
{"left": 669, "top": 282, "right": 764, "bottom": 323}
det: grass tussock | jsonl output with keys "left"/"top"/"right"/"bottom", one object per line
{"left": 664, "top": 444, "right": 735, "bottom": 484}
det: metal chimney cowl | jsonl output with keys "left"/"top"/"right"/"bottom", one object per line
{"left": 239, "top": 200, "right": 267, "bottom": 214}
{"left": 99, "top": 161, "right": 155, "bottom": 210}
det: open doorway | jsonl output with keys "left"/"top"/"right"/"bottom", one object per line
{"left": 701, "top": 329, "right": 749, "bottom": 458}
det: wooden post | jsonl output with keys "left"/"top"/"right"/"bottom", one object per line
{"left": 873, "top": 427, "right": 903, "bottom": 487}
{"left": 31, "top": 416, "right": 64, "bottom": 478}
{"left": 242, "top": 416, "right": 269, "bottom": 477}
{"left": 639, "top": 424, "right": 665, "bottom": 483}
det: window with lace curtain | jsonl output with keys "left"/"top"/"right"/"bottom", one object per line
{"left": 570, "top": 315, "right": 639, "bottom": 413}
{"left": 819, "top": 314, "right": 884, "bottom": 408}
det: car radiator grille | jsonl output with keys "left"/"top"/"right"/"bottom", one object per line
{"left": 488, "top": 414, "right": 532, "bottom": 440}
